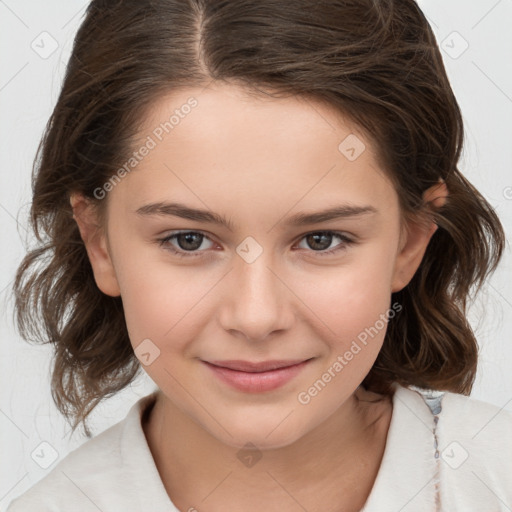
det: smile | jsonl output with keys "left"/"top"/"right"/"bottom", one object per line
{"left": 201, "top": 359, "right": 313, "bottom": 393}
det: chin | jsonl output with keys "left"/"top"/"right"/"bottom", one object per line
{"left": 223, "top": 431, "right": 304, "bottom": 452}
{"left": 207, "top": 415, "right": 308, "bottom": 451}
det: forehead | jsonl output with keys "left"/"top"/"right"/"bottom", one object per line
{"left": 138, "top": 82, "right": 370, "bottom": 156}
{"left": 110, "top": 83, "right": 397, "bottom": 220}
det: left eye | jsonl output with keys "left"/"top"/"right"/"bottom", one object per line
{"left": 296, "top": 231, "right": 354, "bottom": 255}
{"left": 157, "top": 230, "right": 354, "bottom": 258}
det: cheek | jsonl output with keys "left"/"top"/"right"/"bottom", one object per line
{"left": 107, "top": 232, "right": 199, "bottom": 346}
{"left": 295, "top": 245, "right": 398, "bottom": 356}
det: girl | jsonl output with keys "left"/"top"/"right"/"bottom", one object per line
{"left": 8, "top": 0, "right": 512, "bottom": 511}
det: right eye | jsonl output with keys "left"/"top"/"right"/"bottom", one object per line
{"left": 157, "top": 231, "right": 216, "bottom": 258}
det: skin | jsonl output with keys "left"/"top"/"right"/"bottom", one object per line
{"left": 71, "top": 82, "right": 448, "bottom": 512}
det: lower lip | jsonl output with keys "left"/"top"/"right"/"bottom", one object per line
{"left": 202, "top": 360, "right": 311, "bottom": 393}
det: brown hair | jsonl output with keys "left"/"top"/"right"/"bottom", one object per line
{"left": 13, "top": 0, "right": 505, "bottom": 437}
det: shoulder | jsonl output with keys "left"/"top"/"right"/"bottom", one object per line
{"left": 396, "top": 384, "right": 512, "bottom": 507}
{"left": 6, "top": 413, "right": 127, "bottom": 512}
{"left": 362, "top": 384, "right": 512, "bottom": 511}
{"left": 5, "top": 392, "right": 171, "bottom": 512}
{"left": 436, "top": 387, "right": 512, "bottom": 470}
{"left": 402, "top": 384, "right": 512, "bottom": 456}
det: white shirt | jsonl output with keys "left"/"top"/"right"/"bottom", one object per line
{"left": 6, "top": 382, "right": 512, "bottom": 511}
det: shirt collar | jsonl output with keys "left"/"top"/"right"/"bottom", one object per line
{"left": 121, "top": 383, "right": 440, "bottom": 512}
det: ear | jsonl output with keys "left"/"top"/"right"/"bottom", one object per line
{"left": 70, "top": 193, "right": 121, "bottom": 297}
{"left": 391, "top": 180, "right": 448, "bottom": 293}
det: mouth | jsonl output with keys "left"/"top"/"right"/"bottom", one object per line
{"left": 201, "top": 358, "right": 314, "bottom": 393}
{"left": 206, "top": 359, "right": 311, "bottom": 372}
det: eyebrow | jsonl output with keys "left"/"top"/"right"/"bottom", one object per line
{"left": 135, "top": 201, "right": 378, "bottom": 231}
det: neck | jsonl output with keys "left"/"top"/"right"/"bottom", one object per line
{"left": 143, "top": 386, "right": 392, "bottom": 512}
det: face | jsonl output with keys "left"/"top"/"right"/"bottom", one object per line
{"left": 73, "top": 83, "right": 440, "bottom": 450}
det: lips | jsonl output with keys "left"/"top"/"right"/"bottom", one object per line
{"left": 202, "top": 358, "right": 313, "bottom": 393}
{"left": 206, "top": 359, "right": 310, "bottom": 372}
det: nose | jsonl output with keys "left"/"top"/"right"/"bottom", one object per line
{"left": 218, "top": 248, "right": 294, "bottom": 342}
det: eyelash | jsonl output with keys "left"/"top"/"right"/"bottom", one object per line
{"left": 156, "top": 230, "right": 355, "bottom": 259}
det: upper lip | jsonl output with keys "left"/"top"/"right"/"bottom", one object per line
{"left": 204, "top": 359, "right": 311, "bottom": 373}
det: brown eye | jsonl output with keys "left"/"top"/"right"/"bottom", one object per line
{"left": 174, "top": 232, "right": 204, "bottom": 251}
{"left": 157, "top": 231, "right": 215, "bottom": 257}
{"left": 297, "top": 231, "right": 354, "bottom": 256}
{"left": 305, "top": 232, "right": 333, "bottom": 251}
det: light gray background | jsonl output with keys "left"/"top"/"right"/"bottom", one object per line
{"left": 1, "top": 0, "right": 511, "bottom": 508}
